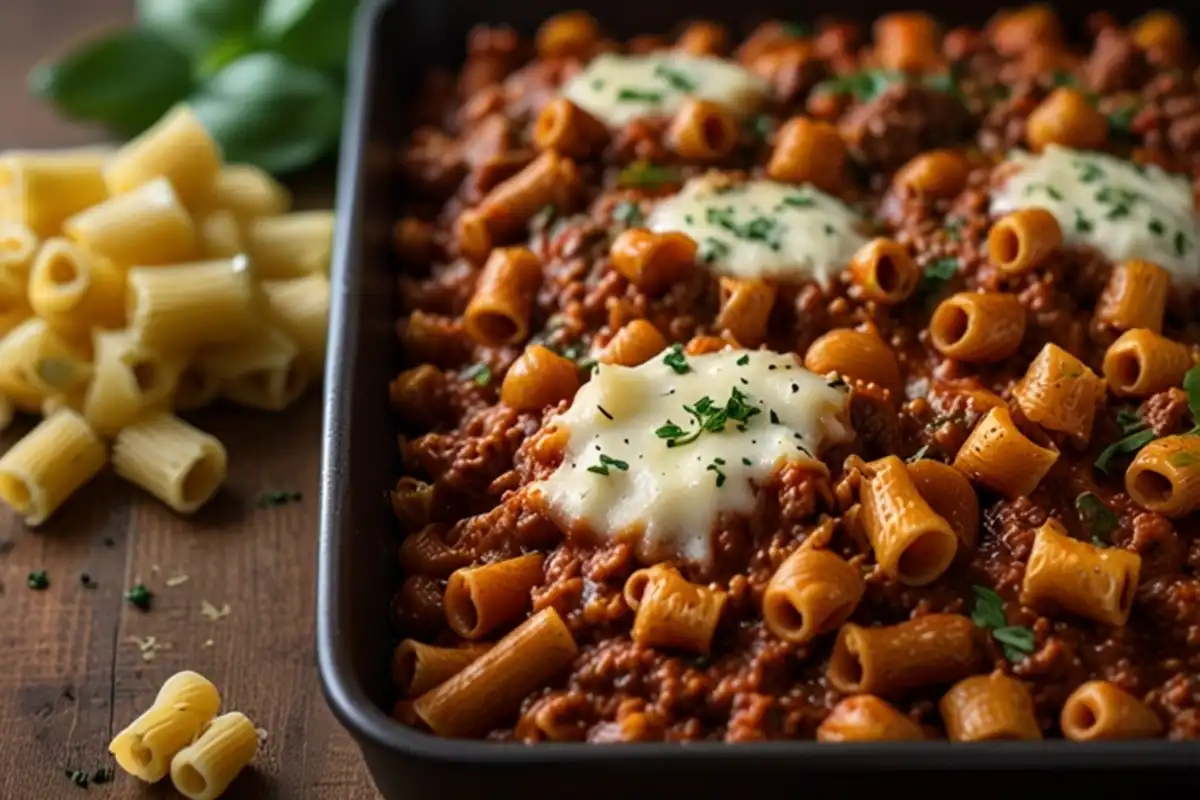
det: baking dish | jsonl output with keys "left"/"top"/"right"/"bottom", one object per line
{"left": 317, "top": 1, "right": 1200, "bottom": 795}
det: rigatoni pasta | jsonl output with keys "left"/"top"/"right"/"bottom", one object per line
{"left": 64, "top": 176, "right": 197, "bottom": 267}
{"left": 260, "top": 274, "right": 330, "bottom": 372}
{"left": 244, "top": 210, "right": 335, "bottom": 279}
{"left": 200, "top": 326, "right": 311, "bottom": 412}
{"left": 169, "top": 712, "right": 259, "bottom": 800}
{"left": 0, "top": 151, "right": 108, "bottom": 237}
{"left": 112, "top": 412, "right": 227, "bottom": 514}
{"left": 28, "top": 237, "right": 126, "bottom": 335}
{"left": 104, "top": 106, "right": 222, "bottom": 208}
{"left": 127, "top": 256, "right": 259, "bottom": 351}
{"left": 0, "top": 408, "right": 106, "bottom": 525}
{"left": 204, "top": 164, "right": 291, "bottom": 221}
{"left": 110, "top": 671, "right": 221, "bottom": 782}
{"left": 83, "top": 327, "right": 185, "bottom": 436}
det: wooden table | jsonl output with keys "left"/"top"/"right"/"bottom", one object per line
{"left": 0, "top": 2, "right": 380, "bottom": 797}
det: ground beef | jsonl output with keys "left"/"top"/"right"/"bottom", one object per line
{"left": 839, "top": 85, "right": 975, "bottom": 172}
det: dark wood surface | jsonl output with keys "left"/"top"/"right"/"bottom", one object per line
{"left": 0, "top": 2, "right": 380, "bottom": 797}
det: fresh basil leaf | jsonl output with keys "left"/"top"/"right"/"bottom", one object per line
{"left": 189, "top": 53, "right": 342, "bottom": 174}
{"left": 258, "top": 0, "right": 358, "bottom": 72}
{"left": 1095, "top": 428, "right": 1157, "bottom": 474}
{"left": 1075, "top": 492, "right": 1117, "bottom": 545}
{"left": 137, "top": 0, "right": 262, "bottom": 69}
{"left": 993, "top": 625, "right": 1036, "bottom": 660}
{"left": 28, "top": 30, "right": 193, "bottom": 137}
{"left": 970, "top": 584, "right": 1007, "bottom": 631}
{"left": 1184, "top": 363, "right": 1200, "bottom": 431}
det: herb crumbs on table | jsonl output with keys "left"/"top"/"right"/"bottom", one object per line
{"left": 124, "top": 583, "right": 152, "bottom": 610}
{"left": 28, "top": 570, "right": 49, "bottom": 590}
{"left": 257, "top": 490, "right": 302, "bottom": 507}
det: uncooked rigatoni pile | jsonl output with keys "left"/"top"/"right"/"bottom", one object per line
{"left": 0, "top": 106, "right": 332, "bottom": 525}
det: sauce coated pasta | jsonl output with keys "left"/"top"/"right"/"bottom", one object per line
{"left": 387, "top": 7, "right": 1200, "bottom": 744}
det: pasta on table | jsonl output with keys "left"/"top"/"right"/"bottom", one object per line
{"left": 387, "top": 6, "right": 1200, "bottom": 743}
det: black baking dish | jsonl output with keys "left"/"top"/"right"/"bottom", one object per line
{"left": 317, "top": 1, "right": 1200, "bottom": 796}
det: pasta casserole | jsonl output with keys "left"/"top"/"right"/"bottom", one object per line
{"left": 386, "top": 6, "right": 1200, "bottom": 743}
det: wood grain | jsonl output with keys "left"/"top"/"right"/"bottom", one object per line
{"left": 0, "top": 1, "right": 379, "bottom": 797}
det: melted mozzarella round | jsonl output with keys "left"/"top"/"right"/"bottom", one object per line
{"left": 990, "top": 145, "right": 1200, "bottom": 286}
{"left": 533, "top": 349, "right": 852, "bottom": 564}
{"left": 646, "top": 175, "right": 869, "bottom": 286}
{"left": 561, "top": 53, "right": 768, "bottom": 127}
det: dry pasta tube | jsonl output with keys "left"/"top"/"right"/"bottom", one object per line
{"left": 110, "top": 671, "right": 221, "bottom": 782}
{"left": 1096, "top": 259, "right": 1170, "bottom": 333}
{"left": 197, "top": 210, "right": 244, "bottom": 259}
{"left": 28, "top": 238, "right": 126, "bottom": 335}
{"left": 929, "top": 292, "right": 1026, "bottom": 363}
{"left": 987, "top": 208, "right": 1061, "bottom": 275}
{"left": 667, "top": 99, "right": 739, "bottom": 160}
{"left": 893, "top": 150, "right": 970, "bottom": 198}
{"left": 444, "top": 553, "right": 545, "bottom": 639}
{"left": 1020, "top": 519, "right": 1140, "bottom": 626}
{"left": 858, "top": 456, "right": 958, "bottom": 586}
{"left": 83, "top": 328, "right": 185, "bottom": 436}
{"left": 64, "top": 177, "right": 197, "bottom": 267}
{"left": 817, "top": 695, "right": 925, "bottom": 742}
{"left": 624, "top": 564, "right": 727, "bottom": 655}
{"left": 1102, "top": 329, "right": 1193, "bottom": 398}
{"left": 532, "top": 98, "right": 608, "bottom": 158}
{"left": 1125, "top": 435, "right": 1200, "bottom": 518}
{"left": 104, "top": 106, "right": 222, "bottom": 208}
{"left": 0, "top": 220, "right": 39, "bottom": 283}
{"left": 609, "top": 229, "right": 697, "bottom": 296}
{"left": 828, "top": 614, "right": 979, "bottom": 696}
{"left": 414, "top": 607, "right": 578, "bottom": 738}
{"left": 1013, "top": 342, "right": 1105, "bottom": 443}
{"left": 500, "top": 345, "right": 579, "bottom": 411}
{"left": 0, "top": 409, "right": 105, "bottom": 526}
{"left": 1026, "top": 88, "right": 1108, "bottom": 152}
{"left": 260, "top": 273, "right": 330, "bottom": 373}
{"left": 113, "top": 412, "right": 226, "bottom": 514}
{"left": 204, "top": 164, "right": 291, "bottom": 221}
{"left": 201, "top": 326, "right": 311, "bottom": 411}
{"left": 600, "top": 320, "right": 667, "bottom": 367}
{"left": 392, "top": 641, "right": 492, "bottom": 697}
{"left": 245, "top": 210, "right": 335, "bottom": 279}
{"left": 804, "top": 328, "right": 902, "bottom": 398}
{"left": 0, "top": 268, "right": 32, "bottom": 341}
{"left": 953, "top": 406, "right": 1058, "bottom": 498}
{"left": 715, "top": 277, "right": 776, "bottom": 347}
{"left": 169, "top": 712, "right": 259, "bottom": 800}
{"left": 127, "top": 256, "right": 259, "bottom": 351}
{"left": 848, "top": 238, "right": 919, "bottom": 304}
{"left": 0, "top": 152, "right": 108, "bottom": 237}
{"left": 397, "top": 526, "right": 472, "bottom": 576}
{"left": 463, "top": 246, "right": 542, "bottom": 346}
{"left": 1060, "top": 680, "right": 1163, "bottom": 741}
{"left": 763, "top": 547, "right": 864, "bottom": 644}
{"left": 767, "top": 117, "right": 845, "bottom": 192}
{"left": 940, "top": 672, "right": 1041, "bottom": 741}
{"left": 0, "top": 317, "right": 85, "bottom": 411}
{"left": 906, "top": 459, "right": 979, "bottom": 551}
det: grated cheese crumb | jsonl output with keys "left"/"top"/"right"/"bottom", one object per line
{"left": 201, "top": 600, "right": 231, "bottom": 621}
{"left": 165, "top": 573, "right": 190, "bottom": 587}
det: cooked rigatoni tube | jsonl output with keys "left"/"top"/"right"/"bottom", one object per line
{"left": 260, "top": 273, "right": 330, "bottom": 373}
{"left": 1102, "top": 329, "right": 1193, "bottom": 398}
{"left": 953, "top": 405, "right": 1058, "bottom": 498}
{"left": 1060, "top": 680, "right": 1163, "bottom": 741}
{"left": 804, "top": 328, "right": 902, "bottom": 397}
{"left": 83, "top": 328, "right": 185, "bottom": 436}
{"left": 63, "top": 177, "right": 197, "bottom": 267}
{"left": 113, "top": 412, "right": 226, "bottom": 514}
{"left": 110, "top": 671, "right": 221, "bottom": 783}
{"left": 1012, "top": 342, "right": 1105, "bottom": 443}
{"left": 817, "top": 695, "right": 926, "bottom": 742}
{"left": 103, "top": 106, "right": 222, "bottom": 208}
{"left": 1125, "top": 435, "right": 1200, "bottom": 518}
{"left": 0, "top": 409, "right": 106, "bottom": 525}
{"left": 763, "top": 546, "right": 864, "bottom": 644}
{"left": 28, "top": 237, "right": 126, "bottom": 335}
{"left": 858, "top": 456, "right": 958, "bottom": 586}
{"left": 199, "top": 326, "right": 311, "bottom": 411}
{"left": 204, "top": 164, "right": 291, "bottom": 221}
{"left": 393, "top": 640, "right": 492, "bottom": 697}
{"left": 463, "top": 246, "right": 543, "bottom": 346}
{"left": 599, "top": 320, "right": 667, "bottom": 367}
{"left": 939, "top": 672, "right": 1042, "bottom": 741}
{"left": 828, "top": 614, "right": 979, "bottom": 696}
{"left": 715, "top": 277, "right": 776, "bottom": 347}
{"left": 169, "top": 712, "right": 260, "bottom": 800}
{"left": 624, "top": 564, "right": 727, "bottom": 655}
{"left": 1095, "top": 259, "right": 1170, "bottom": 333}
{"left": 444, "top": 553, "right": 545, "bottom": 639}
{"left": 0, "top": 151, "right": 108, "bottom": 236}
{"left": 500, "top": 345, "right": 580, "bottom": 411}
{"left": 196, "top": 209, "right": 244, "bottom": 259}
{"left": 1020, "top": 519, "right": 1141, "bottom": 626}
{"left": 127, "top": 256, "right": 259, "bottom": 351}
{"left": 245, "top": 210, "right": 335, "bottom": 279}
{"left": 0, "top": 317, "right": 84, "bottom": 411}
{"left": 848, "top": 238, "right": 919, "bottom": 304}
{"left": 929, "top": 291, "right": 1026, "bottom": 363}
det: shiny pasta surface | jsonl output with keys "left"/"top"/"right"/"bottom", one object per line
{"left": 387, "top": 7, "right": 1200, "bottom": 743}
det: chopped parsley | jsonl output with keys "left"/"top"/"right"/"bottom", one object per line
{"left": 736, "top": 354, "right": 750, "bottom": 366}
{"left": 698, "top": 236, "right": 731, "bottom": 263}
{"left": 706, "top": 207, "right": 783, "bottom": 250}
{"left": 814, "top": 68, "right": 965, "bottom": 102}
{"left": 1116, "top": 407, "right": 1145, "bottom": 434}
{"left": 1095, "top": 185, "right": 1140, "bottom": 220}
{"left": 653, "top": 63, "right": 697, "bottom": 92}
{"left": 124, "top": 583, "right": 152, "bottom": 610}
{"left": 663, "top": 343, "right": 691, "bottom": 374}
{"left": 462, "top": 363, "right": 491, "bottom": 387}
{"left": 611, "top": 200, "right": 644, "bottom": 226}
{"left": 258, "top": 490, "right": 302, "bottom": 507}
{"left": 742, "top": 457, "right": 753, "bottom": 466}
{"left": 907, "top": 443, "right": 932, "bottom": 463}
{"left": 970, "top": 585, "right": 1036, "bottom": 662}
{"left": 944, "top": 217, "right": 964, "bottom": 240}
{"left": 746, "top": 114, "right": 773, "bottom": 142}
{"left": 822, "top": 223, "right": 836, "bottom": 236}
{"left": 587, "top": 454, "right": 629, "bottom": 476}
{"left": 706, "top": 458, "right": 727, "bottom": 487}
{"left": 654, "top": 387, "right": 761, "bottom": 448}
{"left": 65, "top": 769, "right": 89, "bottom": 788}
{"left": 1095, "top": 428, "right": 1156, "bottom": 473}
{"left": 1049, "top": 70, "right": 1080, "bottom": 89}
{"left": 27, "top": 570, "right": 49, "bottom": 590}
{"left": 1107, "top": 105, "right": 1138, "bottom": 138}
{"left": 1024, "top": 183, "right": 1064, "bottom": 201}
{"left": 1074, "top": 159, "right": 1105, "bottom": 183}
{"left": 918, "top": 257, "right": 958, "bottom": 297}
{"left": 597, "top": 405, "right": 613, "bottom": 420}
{"left": 616, "top": 87, "right": 664, "bottom": 103}
{"left": 1186, "top": 364, "right": 1200, "bottom": 433}
{"left": 782, "top": 194, "right": 815, "bottom": 208}
{"left": 1175, "top": 230, "right": 1192, "bottom": 257}
{"left": 1074, "top": 208, "right": 1093, "bottom": 233}
{"left": 1076, "top": 492, "right": 1118, "bottom": 547}
{"left": 1149, "top": 218, "right": 1166, "bottom": 236}
{"left": 769, "top": 409, "right": 781, "bottom": 424}
{"left": 617, "top": 162, "right": 683, "bottom": 188}
{"left": 92, "top": 767, "right": 114, "bottom": 784}
{"left": 826, "top": 376, "right": 848, "bottom": 390}
{"left": 590, "top": 78, "right": 605, "bottom": 91}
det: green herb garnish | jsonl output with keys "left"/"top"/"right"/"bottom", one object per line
{"left": 707, "top": 457, "right": 727, "bottom": 487}
{"left": 1107, "top": 105, "right": 1138, "bottom": 137}
{"left": 463, "top": 363, "right": 491, "bottom": 387}
{"left": 918, "top": 257, "right": 958, "bottom": 297}
{"left": 91, "top": 767, "right": 114, "bottom": 784}
{"left": 65, "top": 769, "right": 89, "bottom": 788}
{"left": 124, "top": 583, "right": 152, "bottom": 610}
{"left": 1095, "top": 428, "right": 1156, "bottom": 474}
{"left": 612, "top": 200, "right": 643, "bottom": 226}
{"left": 1149, "top": 218, "right": 1166, "bottom": 236}
{"left": 782, "top": 194, "right": 815, "bottom": 208}
{"left": 587, "top": 454, "right": 630, "bottom": 476}
{"left": 698, "top": 236, "right": 731, "bottom": 263}
{"left": 1076, "top": 492, "right": 1118, "bottom": 547}
{"left": 616, "top": 87, "right": 663, "bottom": 103}
{"left": 257, "top": 490, "right": 302, "bottom": 507}
{"left": 746, "top": 114, "right": 772, "bottom": 142}
{"left": 1074, "top": 208, "right": 1093, "bottom": 233}
{"left": 617, "top": 162, "right": 683, "bottom": 188}
{"left": 944, "top": 217, "right": 964, "bottom": 240}
{"left": 1116, "top": 407, "right": 1145, "bottom": 433}
{"left": 654, "top": 387, "right": 761, "bottom": 447}
{"left": 736, "top": 354, "right": 750, "bottom": 366}
{"left": 1175, "top": 230, "right": 1192, "bottom": 257}
{"left": 1185, "top": 364, "right": 1200, "bottom": 433}
{"left": 971, "top": 585, "right": 1036, "bottom": 662}
{"left": 27, "top": 570, "right": 49, "bottom": 590}
{"left": 907, "top": 443, "right": 932, "bottom": 463}
{"left": 1074, "top": 159, "right": 1105, "bottom": 183}
{"left": 653, "top": 63, "right": 697, "bottom": 92}
{"left": 663, "top": 343, "right": 690, "bottom": 374}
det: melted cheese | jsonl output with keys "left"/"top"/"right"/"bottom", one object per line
{"left": 533, "top": 349, "right": 852, "bottom": 564}
{"left": 561, "top": 53, "right": 768, "bottom": 127}
{"left": 991, "top": 145, "right": 1200, "bottom": 286}
{"left": 646, "top": 175, "right": 869, "bottom": 285}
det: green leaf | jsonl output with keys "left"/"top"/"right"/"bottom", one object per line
{"left": 993, "top": 625, "right": 1036, "bottom": 660}
{"left": 970, "top": 584, "right": 1007, "bottom": 630}
{"left": 1184, "top": 364, "right": 1200, "bottom": 430}
{"left": 137, "top": 0, "right": 263, "bottom": 68}
{"left": 28, "top": 30, "right": 193, "bottom": 137}
{"left": 1115, "top": 407, "right": 1146, "bottom": 434}
{"left": 1095, "top": 428, "right": 1157, "bottom": 474}
{"left": 189, "top": 53, "right": 343, "bottom": 174}
{"left": 258, "top": 0, "right": 358, "bottom": 71}
{"left": 617, "top": 162, "right": 683, "bottom": 188}
{"left": 1075, "top": 492, "right": 1117, "bottom": 545}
